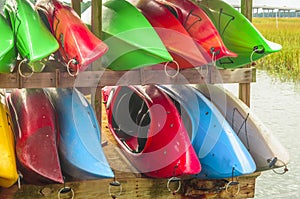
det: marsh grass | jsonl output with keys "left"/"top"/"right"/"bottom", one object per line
{"left": 253, "top": 18, "right": 300, "bottom": 82}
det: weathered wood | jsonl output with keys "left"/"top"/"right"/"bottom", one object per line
{"left": 0, "top": 61, "right": 256, "bottom": 88}
{"left": 71, "top": 0, "right": 81, "bottom": 17}
{"left": 239, "top": 0, "right": 253, "bottom": 107}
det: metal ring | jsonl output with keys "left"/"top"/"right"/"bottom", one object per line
{"left": 57, "top": 187, "right": 74, "bottom": 199}
{"left": 167, "top": 177, "right": 181, "bottom": 194}
{"left": 18, "top": 59, "right": 34, "bottom": 78}
{"left": 164, "top": 60, "right": 179, "bottom": 78}
{"left": 66, "top": 59, "right": 79, "bottom": 77}
{"left": 108, "top": 181, "right": 122, "bottom": 197}
{"left": 225, "top": 181, "right": 240, "bottom": 196}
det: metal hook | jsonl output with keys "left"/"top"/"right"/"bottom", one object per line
{"left": 108, "top": 171, "right": 122, "bottom": 198}
{"left": 57, "top": 180, "right": 74, "bottom": 199}
{"left": 167, "top": 176, "right": 181, "bottom": 194}
{"left": 164, "top": 60, "right": 180, "bottom": 78}
{"left": 18, "top": 59, "right": 34, "bottom": 78}
{"left": 17, "top": 171, "right": 23, "bottom": 189}
{"left": 66, "top": 58, "right": 79, "bottom": 77}
{"left": 225, "top": 181, "right": 240, "bottom": 196}
{"left": 108, "top": 181, "right": 122, "bottom": 198}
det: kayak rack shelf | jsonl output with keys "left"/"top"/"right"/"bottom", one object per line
{"left": 0, "top": 61, "right": 256, "bottom": 88}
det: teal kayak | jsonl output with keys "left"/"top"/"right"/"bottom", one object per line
{"left": 4, "top": 0, "right": 59, "bottom": 72}
{"left": 81, "top": 0, "right": 173, "bottom": 70}
{"left": 197, "top": 0, "right": 282, "bottom": 68}
{"left": 0, "top": 13, "right": 16, "bottom": 73}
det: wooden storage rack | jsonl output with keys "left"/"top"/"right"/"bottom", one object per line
{"left": 0, "top": 0, "right": 261, "bottom": 198}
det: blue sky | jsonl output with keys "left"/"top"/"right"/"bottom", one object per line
{"left": 224, "top": 0, "right": 300, "bottom": 8}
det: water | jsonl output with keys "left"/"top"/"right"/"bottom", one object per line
{"left": 224, "top": 70, "right": 300, "bottom": 198}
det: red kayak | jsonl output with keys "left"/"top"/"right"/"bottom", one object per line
{"left": 134, "top": 0, "right": 211, "bottom": 69}
{"left": 102, "top": 85, "right": 201, "bottom": 178}
{"left": 155, "top": 0, "right": 237, "bottom": 61}
{"left": 36, "top": 0, "right": 108, "bottom": 72}
{"left": 7, "top": 89, "right": 63, "bottom": 185}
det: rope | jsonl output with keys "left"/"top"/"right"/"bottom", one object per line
{"left": 164, "top": 60, "right": 179, "bottom": 78}
{"left": 232, "top": 108, "right": 250, "bottom": 150}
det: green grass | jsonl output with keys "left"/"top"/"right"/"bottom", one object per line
{"left": 253, "top": 18, "right": 300, "bottom": 82}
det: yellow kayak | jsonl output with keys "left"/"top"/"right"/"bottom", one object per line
{"left": 0, "top": 95, "right": 18, "bottom": 188}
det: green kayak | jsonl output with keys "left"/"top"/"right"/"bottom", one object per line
{"left": 197, "top": 0, "right": 282, "bottom": 68}
{"left": 0, "top": 13, "right": 16, "bottom": 73}
{"left": 82, "top": 0, "right": 173, "bottom": 70}
{"left": 4, "top": 0, "right": 59, "bottom": 72}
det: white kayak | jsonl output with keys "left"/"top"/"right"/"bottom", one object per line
{"left": 194, "top": 84, "right": 290, "bottom": 172}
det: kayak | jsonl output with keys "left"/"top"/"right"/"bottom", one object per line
{"left": 7, "top": 89, "right": 63, "bottom": 185}
{"left": 155, "top": 0, "right": 237, "bottom": 61}
{"left": 196, "top": 0, "right": 282, "bottom": 68}
{"left": 135, "top": 0, "right": 211, "bottom": 69}
{"left": 0, "top": 94, "right": 18, "bottom": 188}
{"left": 4, "top": 0, "right": 59, "bottom": 72}
{"left": 47, "top": 88, "right": 114, "bottom": 180}
{"left": 102, "top": 85, "right": 201, "bottom": 178}
{"left": 158, "top": 85, "right": 256, "bottom": 179}
{"left": 81, "top": 0, "right": 173, "bottom": 70}
{"left": 194, "top": 84, "right": 290, "bottom": 172}
{"left": 0, "top": 13, "right": 16, "bottom": 73}
{"left": 36, "top": 0, "right": 108, "bottom": 72}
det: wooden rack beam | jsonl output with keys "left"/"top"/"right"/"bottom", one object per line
{"left": 0, "top": 62, "right": 255, "bottom": 88}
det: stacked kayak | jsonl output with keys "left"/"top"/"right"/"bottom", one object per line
{"left": 102, "top": 85, "right": 201, "bottom": 178}
{"left": 135, "top": 0, "right": 211, "bottom": 69}
{"left": 196, "top": 0, "right": 282, "bottom": 68}
{"left": 48, "top": 88, "right": 114, "bottom": 180}
{"left": 155, "top": 0, "right": 237, "bottom": 61}
{"left": 36, "top": 0, "right": 108, "bottom": 73}
{"left": 158, "top": 85, "right": 256, "bottom": 179}
{"left": 4, "top": 0, "right": 59, "bottom": 72}
{"left": 0, "top": 94, "right": 18, "bottom": 188}
{"left": 194, "top": 84, "right": 290, "bottom": 172}
{"left": 0, "top": 13, "right": 16, "bottom": 73}
{"left": 82, "top": 0, "right": 173, "bottom": 70}
{"left": 7, "top": 89, "right": 63, "bottom": 184}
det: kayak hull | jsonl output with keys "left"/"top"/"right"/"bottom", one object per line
{"left": 36, "top": 0, "right": 108, "bottom": 72}
{"left": 81, "top": 0, "right": 173, "bottom": 70}
{"left": 0, "top": 14, "right": 16, "bottom": 73}
{"left": 195, "top": 84, "right": 290, "bottom": 171}
{"left": 4, "top": 0, "right": 59, "bottom": 72}
{"left": 135, "top": 0, "right": 211, "bottom": 69}
{"left": 197, "top": 0, "right": 282, "bottom": 68}
{"left": 7, "top": 89, "right": 63, "bottom": 185}
{"left": 0, "top": 97, "right": 18, "bottom": 188}
{"left": 48, "top": 88, "right": 114, "bottom": 180}
{"left": 159, "top": 85, "right": 256, "bottom": 179}
{"left": 103, "top": 85, "right": 201, "bottom": 178}
{"left": 156, "top": 0, "right": 237, "bottom": 61}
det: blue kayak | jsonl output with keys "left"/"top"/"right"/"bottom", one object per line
{"left": 158, "top": 85, "right": 256, "bottom": 179}
{"left": 47, "top": 88, "right": 114, "bottom": 180}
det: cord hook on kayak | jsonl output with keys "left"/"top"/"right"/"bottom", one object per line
{"left": 18, "top": 58, "right": 34, "bottom": 78}
{"left": 268, "top": 157, "right": 289, "bottom": 175}
{"left": 167, "top": 176, "right": 181, "bottom": 195}
{"left": 225, "top": 167, "right": 240, "bottom": 196}
{"left": 164, "top": 60, "right": 179, "bottom": 78}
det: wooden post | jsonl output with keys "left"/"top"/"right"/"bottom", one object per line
{"left": 91, "top": 0, "right": 103, "bottom": 124}
{"left": 71, "top": 0, "right": 81, "bottom": 17}
{"left": 239, "top": 0, "right": 253, "bottom": 107}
